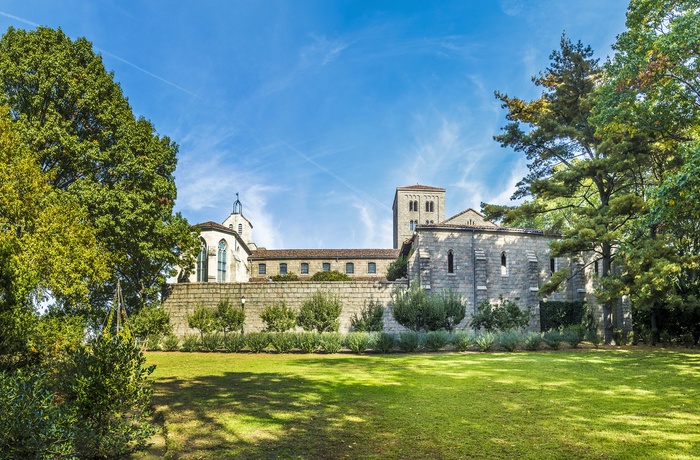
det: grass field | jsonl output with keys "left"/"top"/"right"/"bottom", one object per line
{"left": 138, "top": 349, "right": 700, "bottom": 459}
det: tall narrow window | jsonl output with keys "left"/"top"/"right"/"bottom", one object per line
{"left": 448, "top": 250, "right": 454, "bottom": 274}
{"left": 501, "top": 252, "right": 508, "bottom": 276}
{"left": 197, "top": 239, "right": 208, "bottom": 282}
{"left": 217, "top": 240, "right": 227, "bottom": 282}
{"left": 594, "top": 260, "right": 599, "bottom": 275}
{"left": 258, "top": 263, "right": 266, "bottom": 275}
{"left": 430, "top": 201, "right": 435, "bottom": 212}
{"left": 301, "top": 262, "right": 309, "bottom": 275}
{"left": 368, "top": 262, "right": 376, "bottom": 274}
{"left": 409, "top": 201, "right": 413, "bottom": 212}
{"left": 279, "top": 263, "right": 287, "bottom": 275}
{"left": 238, "top": 223, "right": 243, "bottom": 235}
{"left": 414, "top": 200, "right": 418, "bottom": 211}
{"left": 426, "top": 201, "right": 430, "bottom": 212}
{"left": 345, "top": 262, "right": 354, "bottom": 274}
{"left": 550, "top": 258, "right": 556, "bottom": 274}
{"left": 322, "top": 262, "right": 331, "bottom": 272}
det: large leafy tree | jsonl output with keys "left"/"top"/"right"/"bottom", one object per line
{"left": 0, "top": 27, "right": 198, "bottom": 314}
{"left": 485, "top": 36, "right": 649, "bottom": 343}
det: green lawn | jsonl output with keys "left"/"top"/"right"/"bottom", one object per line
{"left": 138, "top": 349, "right": 700, "bottom": 459}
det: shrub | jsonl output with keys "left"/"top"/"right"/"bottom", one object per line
{"left": 180, "top": 334, "right": 200, "bottom": 352}
{"left": 523, "top": 332, "right": 543, "bottom": 351}
{"left": 374, "top": 332, "right": 397, "bottom": 354}
{"left": 391, "top": 285, "right": 465, "bottom": 332}
{"left": 585, "top": 329, "right": 601, "bottom": 348}
{"left": 271, "top": 272, "right": 299, "bottom": 281}
{"left": 187, "top": 305, "right": 218, "bottom": 339}
{"left": 320, "top": 333, "right": 343, "bottom": 353}
{"left": 270, "top": 332, "right": 297, "bottom": 353}
{"left": 223, "top": 332, "right": 246, "bottom": 352}
{"left": 470, "top": 296, "right": 531, "bottom": 332}
{"left": 246, "top": 332, "right": 270, "bottom": 353}
{"left": 297, "top": 332, "right": 321, "bottom": 353}
{"left": 144, "top": 334, "right": 162, "bottom": 351}
{"left": 397, "top": 331, "right": 420, "bottom": 353}
{"left": 386, "top": 255, "right": 408, "bottom": 281}
{"left": 659, "top": 330, "right": 672, "bottom": 346}
{"left": 201, "top": 332, "right": 224, "bottom": 352}
{"left": 681, "top": 332, "right": 695, "bottom": 348}
{"left": 261, "top": 302, "right": 297, "bottom": 332}
{"left": 563, "top": 326, "right": 583, "bottom": 348}
{"left": 216, "top": 299, "right": 245, "bottom": 335}
{"left": 130, "top": 305, "right": 172, "bottom": 348}
{"left": 539, "top": 300, "right": 588, "bottom": 332}
{"left": 475, "top": 332, "right": 496, "bottom": 352}
{"left": 433, "top": 290, "right": 466, "bottom": 332}
{"left": 161, "top": 334, "right": 180, "bottom": 351}
{"left": 543, "top": 331, "right": 563, "bottom": 349}
{"left": 345, "top": 332, "right": 371, "bottom": 354}
{"left": 424, "top": 330, "right": 451, "bottom": 351}
{"left": 453, "top": 331, "right": 474, "bottom": 351}
{"left": 498, "top": 331, "right": 523, "bottom": 352}
{"left": 350, "top": 299, "right": 384, "bottom": 332}
{"left": 310, "top": 270, "right": 351, "bottom": 281}
{"left": 297, "top": 291, "right": 343, "bottom": 332}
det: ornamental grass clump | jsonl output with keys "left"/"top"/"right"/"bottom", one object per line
{"left": 161, "top": 334, "right": 180, "bottom": 351}
{"left": 345, "top": 332, "right": 372, "bottom": 354}
{"left": 223, "top": 332, "right": 246, "bottom": 352}
{"left": 180, "top": 334, "right": 200, "bottom": 352}
{"left": 563, "top": 327, "right": 583, "bottom": 348}
{"left": 320, "top": 333, "right": 343, "bottom": 353}
{"left": 373, "top": 332, "right": 397, "bottom": 354}
{"left": 452, "top": 331, "right": 474, "bottom": 351}
{"left": 270, "top": 332, "right": 297, "bottom": 353}
{"left": 523, "top": 332, "right": 543, "bottom": 351}
{"left": 543, "top": 330, "right": 563, "bottom": 349}
{"left": 475, "top": 331, "right": 496, "bottom": 352}
{"left": 397, "top": 331, "right": 420, "bottom": 353}
{"left": 498, "top": 331, "right": 523, "bottom": 352}
{"left": 424, "top": 330, "right": 451, "bottom": 351}
{"left": 201, "top": 332, "right": 224, "bottom": 352}
{"left": 585, "top": 329, "right": 601, "bottom": 348}
{"left": 246, "top": 332, "right": 270, "bottom": 353}
{"left": 297, "top": 332, "right": 321, "bottom": 353}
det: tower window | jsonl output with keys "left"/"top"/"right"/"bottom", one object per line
{"left": 238, "top": 223, "right": 243, "bottom": 235}
{"left": 448, "top": 250, "right": 454, "bottom": 274}
{"left": 197, "top": 239, "right": 208, "bottom": 282}
{"left": 368, "top": 262, "right": 376, "bottom": 274}
{"left": 217, "top": 240, "right": 227, "bottom": 282}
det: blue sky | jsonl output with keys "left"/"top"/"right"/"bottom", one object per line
{"left": 0, "top": 1, "right": 629, "bottom": 250}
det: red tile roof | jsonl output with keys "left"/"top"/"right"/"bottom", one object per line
{"left": 396, "top": 184, "right": 446, "bottom": 191}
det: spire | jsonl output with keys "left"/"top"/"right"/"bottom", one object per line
{"left": 233, "top": 192, "right": 242, "bottom": 215}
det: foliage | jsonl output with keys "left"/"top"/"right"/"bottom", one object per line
{"left": 345, "top": 332, "right": 371, "bottom": 354}
{"left": 309, "top": 270, "right": 351, "bottom": 281}
{"left": 320, "top": 333, "right": 343, "bottom": 354}
{"left": 201, "top": 332, "right": 224, "bottom": 352}
{"left": 474, "top": 332, "right": 496, "bottom": 352}
{"left": 297, "top": 332, "right": 321, "bottom": 353}
{"left": 397, "top": 331, "right": 420, "bottom": 353}
{"left": 246, "top": 332, "right": 270, "bottom": 353}
{"left": 498, "top": 331, "right": 523, "bottom": 352}
{"left": 216, "top": 299, "right": 245, "bottom": 335}
{"left": 562, "top": 327, "right": 583, "bottom": 348}
{"left": 423, "top": 331, "right": 450, "bottom": 352}
{"left": 297, "top": 291, "right": 343, "bottom": 332}
{"left": 270, "top": 332, "right": 297, "bottom": 353}
{"left": 470, "top": 296, "right": 531, "bottom": 332}
{"left": 161, "top": 334, "right": 180, "bottom": 351}
{"left": 223, "top": 332, "right": 247, "bottom": 353}
{"left": 373, "top": 332, "right": 397, "bottom": 354}
{"left": 391, "top": 285, "right": 465, "bottom": 331}
{"left": 539, "top": 300, "right": 587, "bottom": 332}
{"left": 187, "top": 305, "right": 218, "bottom": 339}
{"left": 130, "top": 304, "right": 172, "bottom": 347}
{"left": 260, "top": 302, "right": 297, "bottom": 332}
{"left": 271, "top": 272, "right": 299, "bottom": 282}
{"left": 453, "top": 331, "right": 475, "bottom": 352}
{"left": 386, "top": 255, "right": 408, "bottom": 281}
{"left": 523, "top": 332, "right": 543, "bottom": 351}
{"left": 543, "top": 331, "right": 563, "bottom": 350}
{"left": 350, "top": 298, "right": 384, "bottom": 332}
{"left": 585, "top": 329, "right": 601, "bottom": 348}
{"left": 180, "top": 334, "right": 200, "bottom": 352}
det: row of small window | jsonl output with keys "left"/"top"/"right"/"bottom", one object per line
{"left": 408, "top": 200, "right": 435, "bottom": 212}
{"left": 408, "top": 220, "right": 434, "bottom": 230}
{"left": 259, "top": 262, "right": 377, "bottom": 276}
{"left": 444, "top": 251, "right": 564, "bottom": 276}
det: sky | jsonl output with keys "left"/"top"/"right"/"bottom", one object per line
{"left": 0, "top": 1, "right": 630, "bottom": 250}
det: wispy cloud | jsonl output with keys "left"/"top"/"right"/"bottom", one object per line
{"left": 0, "top": 11, "right": 39, "bottom": 27}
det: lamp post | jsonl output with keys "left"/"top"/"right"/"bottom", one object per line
{"left": 240, "top": 295, "right": 246, "bottom": 333}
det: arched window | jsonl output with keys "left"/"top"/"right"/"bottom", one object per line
{"left": 414, "top": 200, "right": 418, "bottom": 211}
{"left": 447, "top": 250, "right": 454, "bottom": 274}
{"left": 217, "top": 240, "right": 227, "bottom": 282}
{"left": 426, "top": 201, "right": 430, "bottom": 212}
{"left": 345, "top": 262, "right": 354, "bottom": 274}
{"left": 197, "top": 239, "right": 208, "bottom": 282}
{"left": 430, "top": 201, "right": 435, "bottom": 212}
{"left": 501, "top": 252, "right": 508, "bottom": 276}
{"left": 409, "top": 200, "right": 413, "bottom": 212}
{"left": 238, "top": 223, "right": 243, "bottom": 235}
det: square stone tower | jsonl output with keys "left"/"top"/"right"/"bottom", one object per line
{"left": 392, "top": 184, "right": 446, "bottom": 248}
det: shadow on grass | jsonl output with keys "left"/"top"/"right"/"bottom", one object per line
{"left": 145, "top": 350, "right": 700, "bottom": 459}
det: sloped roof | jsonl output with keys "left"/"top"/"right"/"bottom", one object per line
{"left": 396, "top": 184, "right": 446, "bottom": 192}
{"left": 250, "top": 248, "right": 400, "bottom": 260}
{"left": 417, "top": 222, "right": 546, "bottom": 235}
{"left": 441, "top": 208, "right": 499, "bottom": 228}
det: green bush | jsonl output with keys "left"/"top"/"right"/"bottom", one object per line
{"left": 453, "top": 331, "right": 474, "bottom": 351}
{"left": 310, "top": 270, "right": 351, "bottom": 281}
{"left": 470, "top": 296, "right": 531, "bottom": 332}
{"left": 391, "top": 285, "right": 465, "bottom": 332}
{"left": 161, "top": 334, "right": 180, "bottom": 351}
{"left": 350, "top": 299, "right": 384, "bottom": 332}
{"left": 345, "top": 332, "right": 371, "bottom": 354}
{"left": 270, "top": 332, "right": 297, "bottom": 353}
{"left": 187, "top": 305, "right": 218, "bottom": 339}
{"left": 216, "top": 299, "right": 245, "bottom": 334}
{"left": 144, "top": 334, "right": 162, "bottom": 351}
{"left": 523, "top": 332, "right": 543, "bottom": 351}
{"left": 539, "top": 300, "right": 588, "bottom": 332}
{"left": 386, "top": 255, "right": 408, "bottom": 281}
{"left": 297, "top": 332, "right": 321, "bottom": 353}
{"left": 261, "top": 302, "right": 297, "bottom": 332}
{"left": 130, "top": 305, "right": 172, "bottom": 348}
{"left": 681, "top": 332, "right": 695, "bottom": 348}
{"left": 397, "top": 331, "right": 420, "bottom": 353}
{"left": 271, "top": 272, "right": 299, "bottom": 281}
{"left": 223, "top": 332, "right": 246, "bottom": 352}
{"left": 297, "top": 291, "right": 343, "bottom": 332}
{"left": 246, "top": 332, "right": 270, "bottom": 353}
{"left": 475, "top": 331, "right": 496, "bottom": 352}
{"left": 373, "top": 332, "right": 396, "bottom": 354}
{"left": 563, "top": 326, "right": 583, "bottom": 348}
{"left": 543, "top": 331, "right": 563, "bottom": 349}
{"left": 424, "top": 330, "right": 451, "bottom": 351}
{"left": 585, "top": 329, "right": 601, "bottom": 348}
{"left": 498, "top": 331, "right": 523, "bottom": 352}
{"left": 320, "top": 333, "right": 343, "bottom": 353}
{"left": 201, "top": 332, "right": 224, "bottom": 351}
{"left": 180, "top": 334, "right": 200, "bottom": 352}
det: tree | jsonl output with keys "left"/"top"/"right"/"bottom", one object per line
{"left": 0, "top": 27, "right": 199, "bottom": 315}
{"left": 297, "top": 291, "right": 343, "bottom": 332}
{"left": 486, "top": 36, "right": 648, "bottom": 343}
{"left": 386, "top": 255, "right": 408, "bottom": 281}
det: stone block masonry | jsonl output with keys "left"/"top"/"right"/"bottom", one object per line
{"left": 163, "top": 280, "right": 411, "bottom": 336}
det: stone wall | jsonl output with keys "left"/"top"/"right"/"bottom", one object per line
{"left": 163, "top": 280, "right": 410, "bottom": 336}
